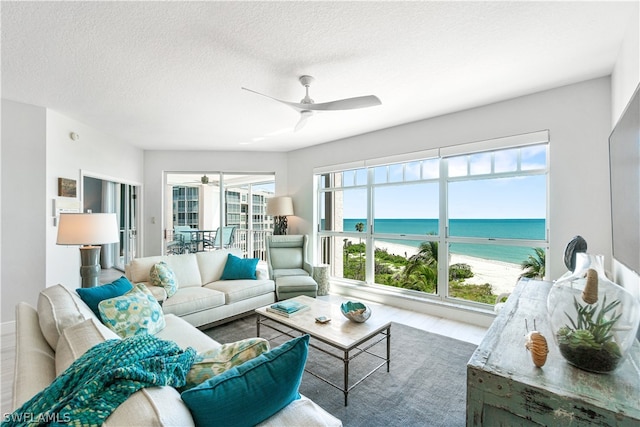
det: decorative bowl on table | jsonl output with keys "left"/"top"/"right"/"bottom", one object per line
{"left": 340, "top": 301, "right": 371, "bottom": 323}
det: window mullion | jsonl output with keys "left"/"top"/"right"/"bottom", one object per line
{"left": 366, "top": 167, "right": 375, "bottom": 284}
{"left": 439, "top": 158, "right": 449, "bottom": 300}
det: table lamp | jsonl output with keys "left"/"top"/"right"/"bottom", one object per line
{"left": 266, "top": 196, "right": 294, "bottom": 235}
{"left": 56, "top": 213, "right": 119, "bottom": 288}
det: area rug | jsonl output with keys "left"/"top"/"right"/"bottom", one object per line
{"left": 205, "top": 315, "right": 477, "bottom": 427}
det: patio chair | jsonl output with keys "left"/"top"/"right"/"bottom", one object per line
{"left": 173, "top": 225, "right": 196, "bottom": 253}
{"left": 216, "top": 226, "right": 237, "bottom": 248}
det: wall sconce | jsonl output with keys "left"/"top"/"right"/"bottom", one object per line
{"left": 266, "top": 196, "right": 294, "bottom": 235}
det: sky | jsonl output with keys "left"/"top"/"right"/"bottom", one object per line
{"left": 342, "top": 145, "right": 547, "bottom": 219}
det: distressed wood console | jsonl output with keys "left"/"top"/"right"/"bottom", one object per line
{"left": 467, "top": 278, "right": 640, "bottom": 426}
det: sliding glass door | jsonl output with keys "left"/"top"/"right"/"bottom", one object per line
{"left": 83, "top": 176, "right": 140, "bottom": 271}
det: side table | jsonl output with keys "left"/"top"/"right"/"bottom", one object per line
{"left": 313, "top": 264, "right": 330, "bottom": 296}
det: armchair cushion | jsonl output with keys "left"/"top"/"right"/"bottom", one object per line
{"left": 272, "top": 268, "right": 310, "bottom": 278}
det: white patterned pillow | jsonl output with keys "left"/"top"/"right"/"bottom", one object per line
{"left": 149, "top": 261, "right": 178, "bottom": 298}
{"left": 98, "top": 284, "right": 166, "bottom": 338}
{"left": 184, "top": 338, "right": 270, "bottom": 390}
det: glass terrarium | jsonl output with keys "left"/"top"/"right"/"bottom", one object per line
{"left": 547, "top": 253, "right": 640, "bottom": 373}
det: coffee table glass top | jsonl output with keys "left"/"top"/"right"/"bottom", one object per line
{"left": 255, "top": 295, "right": 391, "bottom": 349}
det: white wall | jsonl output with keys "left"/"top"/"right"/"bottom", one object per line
{"left": 45, "top": 110, "right": 144, "bottom": 290}
{"left": 288, "top": 77, "right": 612, "bottom": 282}
{"left": 1, "top": 100, "right": 47, "bottom": 323}
{"left": 611, "top": 6, "right": 640, "bottom": 302}
{"left": 143, "top": 151, "right": 288, "bottom": 255}
{"left": 0, "top": 101, "right": 144, "bottom": 323}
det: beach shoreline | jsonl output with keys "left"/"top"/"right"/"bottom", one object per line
{"left": 374, "top": 241, "right": 521, "bottom": 295}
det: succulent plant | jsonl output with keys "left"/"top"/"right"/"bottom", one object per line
{"left": 562, "top": 295, "right": 622, "bottom": 348}
{"left": 556, "top": 295, "right": 623, "bottom": 371}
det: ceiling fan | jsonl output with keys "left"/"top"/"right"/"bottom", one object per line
{"left": 242, "top": 75, "right": 381, "bottom": 131}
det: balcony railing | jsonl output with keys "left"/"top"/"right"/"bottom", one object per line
{"left": 165, "top": 227, "right": 273, "bottom": 261}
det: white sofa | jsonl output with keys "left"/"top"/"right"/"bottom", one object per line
{"left": 125, "top": 249, "right": 276, "bottom": 328}
{"left": 12, "top": 284, "right": 341, "bottom": 426}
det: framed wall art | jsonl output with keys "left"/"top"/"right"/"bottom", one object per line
{"left": 58, "top": 177, "right": 77, "bottom": 198}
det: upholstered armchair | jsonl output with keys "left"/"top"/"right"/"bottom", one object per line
{"left": 266, "top": 235, "right": 317, "bottom": 300}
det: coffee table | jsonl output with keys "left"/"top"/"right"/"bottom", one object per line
{"left": 255, "top": 295, "right": 391, "bottom": 406}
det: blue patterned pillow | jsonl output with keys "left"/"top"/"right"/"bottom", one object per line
{"left": 76, "top": 276, "right": 134, "bottom": 318}
{"left": 181, "top": 335, "right": 309, "bottom": 427}
{"left": 149, "top": 261, "right": 178, "bottom": 297}
{"left": 98, "top": 284, "right": 166, "bottom": 338}
{"left": 220, "top": 254, "right": 259, "bottom": 280}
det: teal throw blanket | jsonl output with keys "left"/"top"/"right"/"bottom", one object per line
{"left": 4, "top": 334, "right": 196, "bottom": 427}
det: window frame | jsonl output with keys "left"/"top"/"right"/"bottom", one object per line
{"left": 315, "top": 131, "right": 549, "bottom": 308}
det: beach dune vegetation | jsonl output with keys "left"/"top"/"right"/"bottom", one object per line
{"left": 343, "top": 239, "right": 499, "bottom": 303}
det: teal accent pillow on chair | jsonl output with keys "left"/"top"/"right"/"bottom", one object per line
{"left": 220, "top": 253, "right": 259, "bottom": 280}
{"left": 181, "top": 334, "right": 309, "bottom": 427}
{"left": 149, "top": 261, "right": 178, "bottom": 297}
{"left": 76, "top": 276, "right": 134, "bottom": 318}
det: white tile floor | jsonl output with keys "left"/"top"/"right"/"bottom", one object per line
{"left": 0, "top": 272, "right": 487, "bottom": 415}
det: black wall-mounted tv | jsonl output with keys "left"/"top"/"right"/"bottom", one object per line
{"left": 609, "top": 83, "right": 640, "bottom": 275}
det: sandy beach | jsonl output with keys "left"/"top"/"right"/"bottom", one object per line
{"left": 374, "top": 240, "right": 521, "bottom": 295}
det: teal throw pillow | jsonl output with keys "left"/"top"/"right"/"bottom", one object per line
{"left": 181, "top": 334, "right": 309, "bottom": 427}
{"left": 220, "top": 253, "right": 259, "bottom": 280}
{"left": 98, "top": 283, "right": 166, "bottom": 338}
{"left": 149, "top": 261, "right": 178, "bottom": 298}
{"left": 76, "top": 276, "right": 134, "bottom": 318}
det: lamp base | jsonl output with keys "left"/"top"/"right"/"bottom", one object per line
{"left": 79, "top": 246, "right": 102, "bottom": 288}
{"left": 273, "top": 216, "right": 288, "bottom": 235}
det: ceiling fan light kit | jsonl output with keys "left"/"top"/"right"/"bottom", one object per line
{"left": 242, "top": 75, "right": 381, "bottom": 131}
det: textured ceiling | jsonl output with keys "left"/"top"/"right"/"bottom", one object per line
{"left": 1, "top": 1, "right": 636, "bottom": 152}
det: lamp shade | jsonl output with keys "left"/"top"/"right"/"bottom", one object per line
{"left": 266, "top": 196, "right": 294, "bottom": 216}
{"left": 56, "top": 213, "right": 119, "bottom": 246}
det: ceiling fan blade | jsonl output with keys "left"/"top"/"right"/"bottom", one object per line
{"left": 294, "top": 110, "right": 313, "bottom": 132}
{"left": 241, "top": 87, "right": 303, "bottom": 111}
{"left": 302, "top": 95, "right": 382, "bottom": 111}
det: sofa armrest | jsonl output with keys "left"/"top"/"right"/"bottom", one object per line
{"left": 13, "top": 303, "right": 56, "bottom": 410}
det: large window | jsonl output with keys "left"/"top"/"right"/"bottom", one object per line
{"left": 316, "top": 135, "right": 548, "bottom": 307}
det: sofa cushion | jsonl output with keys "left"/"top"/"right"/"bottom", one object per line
{"left": 184, "top": 338, "right": 270, "bottom": 390}
{"left": 156, "top": 314, "right": 221, "bottom": 354}
{"left": 98, "top": 284, "right": 166, "bottom": 338}
{"left": 161, "top": 287, "right": 225, "bottom": 317}
{"left": 37, "top": 284, "right": 96, "bottom": 349}
{"left": 181, "top": 334, "right": 309, "bottom": 427}
{"left": 205, "top": 279, "right": 275, "bottom": 305}
{"left": 52, "top": 318, "right": 193, "bottom": 427}
{"left": 220, "top": 254, "right": 259, "bottom": 280}
{"left": 196, "top": 249, "right": 243, "bottom": 284}
{"left": 127, "top": 254, "right": 202, "bottom": 288}
{"left": 76, "top": 276, "right": 134, "bottom": 318}
{"left": 149, "top": 262, "right": 178, "bottom": 298}
{"left": 257, "top": 395, "right": 342, "bottom": 427}
{"left": 55, "top": 318, "right": 120, "bottom": 375}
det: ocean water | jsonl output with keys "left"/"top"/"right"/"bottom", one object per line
{"left": 342, "top": 218, "right": 546, "bottom": 264}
